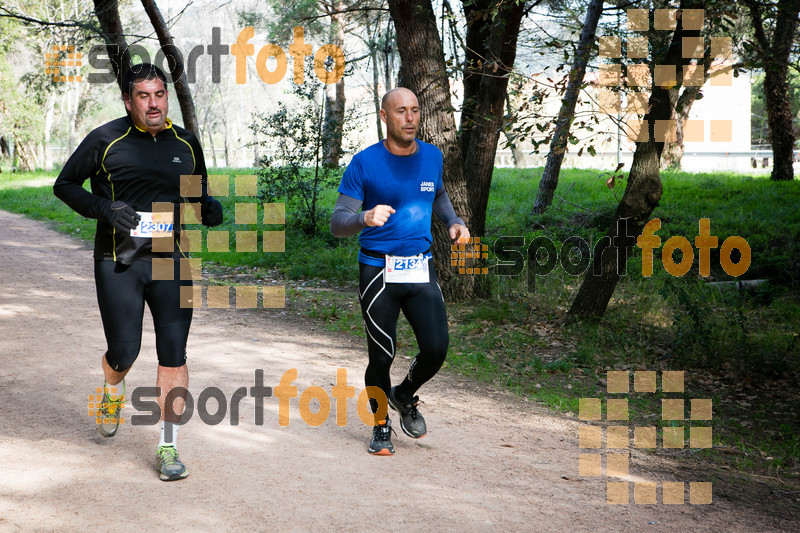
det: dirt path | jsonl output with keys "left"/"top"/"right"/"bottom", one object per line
{"left": 0, "top": 209, "right": 792, "bottom": 532}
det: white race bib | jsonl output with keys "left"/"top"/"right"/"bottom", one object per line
{"left": 130, "top": 211, "right": 174, "bottom": 238}
{"left": 385, "top": 254, "right": 429, "bottom": 283}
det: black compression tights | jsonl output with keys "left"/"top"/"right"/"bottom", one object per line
{"left": 94, "top": 259, "right": 192, "bottom": 371}
{"left": 358, "top": 262, "right": 449, "bottom": 413}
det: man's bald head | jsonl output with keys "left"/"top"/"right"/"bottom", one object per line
{"left": 379, "top": 87, "right": 420, "bottom": 155}
{"left": 381, "top": 87, "right": 418, "bottom": 111}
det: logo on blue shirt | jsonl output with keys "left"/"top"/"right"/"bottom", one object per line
{"left": 420, "top": 181, "right": 434, "bottom": 192}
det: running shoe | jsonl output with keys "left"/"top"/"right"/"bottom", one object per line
{"left": 96, "top": 383, "right": 124, "bottom": 438}
{"left": 388, "top": 387, "right": 427, "bottom": 438}
{"left": 368, "top": 418, "right": 395, "bottom": 455}
{"left": 156, "top": 445, "right": 189, "bottom": 481}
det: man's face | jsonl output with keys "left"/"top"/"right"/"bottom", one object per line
{"left": 380, "top": 89, "right": 420, "bottom": 146}
{"left": 124, "top": 77, "right": 168, "bottom": 135}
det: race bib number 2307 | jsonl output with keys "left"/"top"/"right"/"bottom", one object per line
{"left": 130, "top": 212, "right": 174, "bottom": 238}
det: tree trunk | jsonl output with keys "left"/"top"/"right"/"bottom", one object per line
{"left": 746, "top": 0, "right": 800, "bottom": 181}
{"left": 92, "top": 0, "right": 131, "bottom": 91}
{"left": 387, "top": 0, "right": 477, "bottom": 300}
{"left": 43, "top": 93, "right": 55, "bottom": 170}
{"left": 322, "top": 3, "right": 346, "bottom": 167}
{"left": 532, "top": 0, "right": 603, "bottom": 214}
{"left": 140, "top": 0, "right": 200, "bottom": 139}
{"left": 569, "top": 0, "right": 701, "bottom": 320}
{"left": 458, "top": 0, "right": 525, "bottom": 238}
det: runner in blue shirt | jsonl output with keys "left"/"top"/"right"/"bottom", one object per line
{"left": 331, "top": 88, "right": 470, "bottom": 455}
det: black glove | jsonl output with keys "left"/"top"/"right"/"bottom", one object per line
{"left": 201, "top": 197, "right": 224, "bottom": 227}
{"left": 103, "top": 200, "right": 140, "bottom": 233}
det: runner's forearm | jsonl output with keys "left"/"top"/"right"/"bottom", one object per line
{"left": 330, "top": 193, "right": 367, "bottom": 237}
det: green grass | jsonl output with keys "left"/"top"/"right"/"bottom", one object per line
{"left": 2, "top": 166, "right": 799, "bottom": 480}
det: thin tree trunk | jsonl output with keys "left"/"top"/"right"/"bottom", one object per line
{"left": 43, "top": 93, "right": 55, "bottom": 170}
{"left": 371, "top": 43, "right": 384, "bottom": 140}
{"left": 532, "top": 0, "right": 603, "bottom": 214}
{"left": 92, "top": 0, "right": 130, "bottom": 91}
{"left": 569, "top": 0, "right": 701, "bottom": 320}
{"left": 322, "top": 2, "right": 346, "bottom": 167}
{"left": 140, "top": 0, "right": 199, "bottom": 139}
{"left": 746, "top": 0, "right": 800, "bottom": 181}
{"left": 387, "top": 0, "right": 477, "bottom": 300}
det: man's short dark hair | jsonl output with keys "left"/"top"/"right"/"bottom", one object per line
{"left": 122, "top": 63, "right": 168, "bottom": 97}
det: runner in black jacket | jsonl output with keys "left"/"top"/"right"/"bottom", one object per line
{"left": 53, "top": 63, "right": 222, "bottom": 481}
